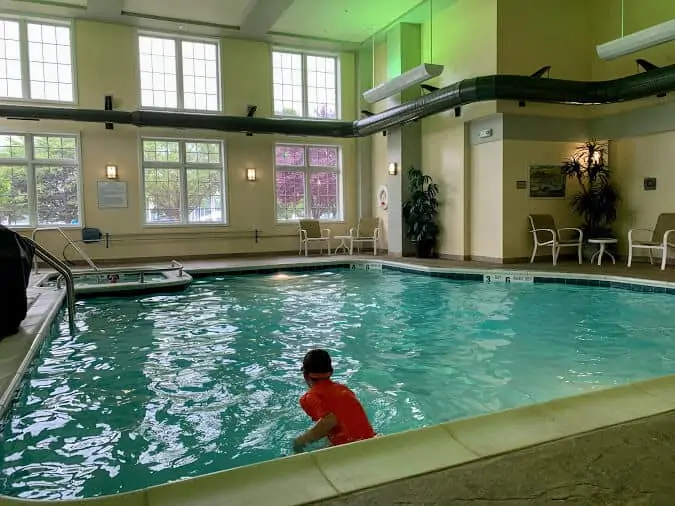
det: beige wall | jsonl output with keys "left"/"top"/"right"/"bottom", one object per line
{"left": 470, "top": 140, "right": 503, "bottom": 259}
{"left": 611, "top": 131, "right": 675, "bottom": 257}
{"left": 370, "top": 41, "right": 389, "bottom": 250}
{"left": 5, "top": 20, "right": 359, "bottom": 261}
{"left": 502, "top": 140, "right": 581, "bottom": 260}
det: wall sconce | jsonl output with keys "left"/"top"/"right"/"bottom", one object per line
{"left": 246, "top": 168, "right": 257, "bottom": 181}
{"left": 105, "top": 165, "right": 118, "bottom": 180}
{"left": 388, "top": 162, "right": 398, "bottom": 176}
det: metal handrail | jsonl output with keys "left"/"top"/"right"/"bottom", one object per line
{"left": 32, "top": 227, "right": 98, "bottom": 273}
{"left": 24, "top": 237, "right": 76, "bottom": 333}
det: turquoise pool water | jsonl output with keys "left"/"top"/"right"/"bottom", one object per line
{"left": 2, "top": 268, "right": 675, "bottom": 499}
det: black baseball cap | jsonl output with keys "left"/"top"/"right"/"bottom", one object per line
{"left": 301, "top": 349, "right": 333, "bottom": 374}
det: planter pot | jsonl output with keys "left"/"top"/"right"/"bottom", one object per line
{"left": 415, "top": 240, "right": 436, "bottom": 258}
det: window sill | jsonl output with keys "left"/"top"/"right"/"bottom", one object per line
{"left": 1, "top": 98, "right": 77, "bottom": 108}
{"left": 277, "top": 220, "right": 345, "bottom": 226}
{"left": 142, "top": 223, "right": 229, "bottom": 229}
{"left": 138, "top": 107, "right": 222, "bottom": 116}
{"left": 272, "top": 114, "right": 341, "bottom": 121}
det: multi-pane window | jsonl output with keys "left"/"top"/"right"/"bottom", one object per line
{"left": 138, "top": 34, "right": 220, "bottom": 112}
{"left": 0, "top": 133, "right": 80, "bottom": 227}
{"left": 275, "top": 144, "right": 341, "bottom": 222}
{"left": 272, "top": 51, "right": 338, "bottom": 119}
{"left": 0, "top": 18, "right": 74, "bottom": 102}
{"left": 142, "top": 139, "right": 226, "bottom": 225}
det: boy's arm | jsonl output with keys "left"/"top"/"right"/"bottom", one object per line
{"left": 294, "top": 412, "right": 337, "bottom": 449}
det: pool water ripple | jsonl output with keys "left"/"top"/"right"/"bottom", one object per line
{"left": 2, "top": 269, "right": 675, "bottom": 499}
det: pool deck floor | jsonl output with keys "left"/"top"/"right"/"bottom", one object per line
{"left": 13, "top": 253, "right": 675, "bottom": 505}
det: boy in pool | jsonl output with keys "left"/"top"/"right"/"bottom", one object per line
{"left": 293, "top": 349, "right": 376, "bottom": 453}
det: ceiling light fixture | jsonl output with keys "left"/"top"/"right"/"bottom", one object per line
{"left": 362, "top": 63, "right": 444, "bottom": 104}
{"left": 597, "top": 18, "right": 675, "bottom": 60}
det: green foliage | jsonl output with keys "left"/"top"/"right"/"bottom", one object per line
{"left": 402, "top": 166, "right": 440, "bottom": 244}
{"left": 561, "top": 140, "right": 619, "bottom": 238}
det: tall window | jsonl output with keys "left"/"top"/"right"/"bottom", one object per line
{"left": 0, "top": 18, "right": 74, "bottom": 102}
{"left": 272, "top": 51, "right": 338, "bottom": 119}
{"left": 142, "top": 139, "right": 226, "bottom": 225}
{"left": 0, "top": 133, "right": 81, "bottom": 227}
{"left": 138, "top": 34, "right": 220, "bottom": 112}
{"left": 275, "top": 144, "right": 341, "bottom": 222}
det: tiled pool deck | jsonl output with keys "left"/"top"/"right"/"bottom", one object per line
{"left": 4, "top": 254, "right": 675, "bottom": 505}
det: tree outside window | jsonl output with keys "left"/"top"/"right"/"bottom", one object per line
{"left": 142, "top": 139, "right": 226, "bottom": 225}
{"left": 275, "top": 144, "right": 341, "bottom": 222}
{"left": 0, "top": 134, "right": 80, "bottom": 227}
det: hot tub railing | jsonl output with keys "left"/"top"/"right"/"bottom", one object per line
{"left": 54, "top": 260, "right": 185, "bottom": 289}
{"left": 31, "top": 227, "right": 99, "bottom": 274}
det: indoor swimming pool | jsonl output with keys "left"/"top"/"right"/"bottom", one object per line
{"left": 2, "top": 267, "right": 675, "bottom": 499}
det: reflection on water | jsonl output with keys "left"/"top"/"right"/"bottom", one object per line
{"left": 2, "top": 269, "right": 675, "bottom": 499}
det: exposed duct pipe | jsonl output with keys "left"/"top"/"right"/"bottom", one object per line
{"left": 4, "top": 65, "right": 675, "bottom": 137}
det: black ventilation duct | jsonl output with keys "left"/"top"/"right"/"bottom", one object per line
{"left": 4, "top": 65, "right": 675, "bottom": 137}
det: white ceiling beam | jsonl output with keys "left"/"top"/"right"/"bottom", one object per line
{"left": 85, "top": 0, "right": 124, "bottom": 21}
{"left": 239, "top": 0, "right": 296, "bottom": 35}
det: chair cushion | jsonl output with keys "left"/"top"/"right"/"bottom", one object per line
{"left": 357, "top": 217, "right": 379, "bottom": 238}
{"left": 652, "top": 214, "right": 675, "bottom": 242}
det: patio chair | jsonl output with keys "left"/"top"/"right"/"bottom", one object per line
{"left": 348, "top": 217, "right": 381, "bottom": 255}
{"left": 528, "top": 214, "right": 583, "bottom": 266}
{"left": 627, "top": 213, "right": 675, "bottom": 270}
{"left": 298, "top": 220, "right": 331, "bottom": 257}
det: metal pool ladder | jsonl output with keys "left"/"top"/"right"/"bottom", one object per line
{"left": 31, "top": 227, "right": 99, "bottom": 274}
{"left": 24, "top": 237, "right": 76, "bottom": 333}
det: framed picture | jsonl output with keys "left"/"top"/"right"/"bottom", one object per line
{"left": 97, "top": 181, "right": 128, "bottom": 208}
{"left": 529, "top": 165, "right": 566, "bottom": 198}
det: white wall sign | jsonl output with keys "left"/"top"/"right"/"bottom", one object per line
{"left": 483, "top": 271, "right": 534, "bottom": 284}
{"left": 97, "top": 181, "right": 128, "bottom": 209}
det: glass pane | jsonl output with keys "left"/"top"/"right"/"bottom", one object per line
{"left": 185, "top": 142, "right": 220, "bottom": 164}
{"left": 33, "top": 135, "right": 77, "bottom": 160}
{"left": 27, "top": 23, "right": 73, "bottom": 102}
{"left": 0, "top": 20, "right": 22, "bottom": 99}
{"left": 0, "top": 135, "right": 26, "bottom": 159}
{"left": 182, "top": 40, "right": 219, "bottom": 112}
{"left": 186, "top": 169, "right": 223, "bottom": 223}
{"left": 306, "top": 55, "right": 337, "bottom": 119}
{"left": 272, "top": 51, "right": 303, "bottom": 116}
{"left": 35, "top": 165, "right": 79, "bottom": 225}
{"left": 0, "top": 165, "right": 29, "bottom": 226}
{"left": 142, "top": 140, "right": 180, "bottom": 162}
{"left": 309, "top": 171, "right": 338, "bottom": 220}
{"left": 308, "top": 146, "right": 338, "bottom": 168}
{"left": 138, "top": 36, "right": 178, "bottom": 109}
{"left": 143, "top": 168, "right": 181, "bottom": 223}
{"left": 276, "top": 170, "right": 305, "bottom": 221}
{"left": 275, "top": 145, "right": 305, "bottom": 166}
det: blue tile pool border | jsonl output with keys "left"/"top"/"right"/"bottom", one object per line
{"left": 187, "top": 260, "right": 675, "bottom": 294}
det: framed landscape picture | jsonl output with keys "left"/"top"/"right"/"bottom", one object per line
{"left": 529, "top": 165, "right": 566, "bottom": 198}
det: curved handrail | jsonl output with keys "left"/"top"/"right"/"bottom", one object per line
{"left": 31, "top": 227, "right": 98, "bottom": 274}
{"left": 23, "top": 238, "right": 76, "bottom": 333}
{"left": 3, "top": 64, "right": 675, "bottom": 137}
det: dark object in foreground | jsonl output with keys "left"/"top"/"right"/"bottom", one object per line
{"left": 0, "top": 225, "right": 35, "bottom": 338}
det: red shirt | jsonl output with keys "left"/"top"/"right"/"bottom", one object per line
{"left": 300, "top": 380, "right": 376, "bottom": 446}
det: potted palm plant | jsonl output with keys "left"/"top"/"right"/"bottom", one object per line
{"left": 561, "top": 140, "right": 620, "bottom": 255}
{"left": 402, "top": 166, "right": 440, "bottom": 258}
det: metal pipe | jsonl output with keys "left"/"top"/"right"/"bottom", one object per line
{"left": 4, "top": 64, "right": 675, "bottom": 137}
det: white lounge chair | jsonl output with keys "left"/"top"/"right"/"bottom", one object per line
{"left": 627, "top": 213, "right": 675, "bottom": 270}
{"left": 528, "top": 214, "right": 583, "bottom": 265}
{"left": 298, "top": 219, "right": 331, "bottom": 257}
{"left": 348, "top": 217, "right": 381, "bottom": 256}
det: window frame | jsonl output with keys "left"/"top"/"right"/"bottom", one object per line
{"left": 273, "top": 143, "right": 343, "bottom": 224}
{"left": 0, "top": 15, "right": 77, "bottom": 104}
{"left": 271, "top": 49, "right": 340, "bottom": 120}
{"left": 0, "top": 131, "right": 83, "bottom": 229}
{"left": 136, "top": 30, "right": 222, "bottom": 113}
{"left": 139, "top": 136, "right": 228, "bottom": 227}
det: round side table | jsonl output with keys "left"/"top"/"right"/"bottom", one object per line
{"left": 588, "top": 238, "right": 617, "bottom": 266}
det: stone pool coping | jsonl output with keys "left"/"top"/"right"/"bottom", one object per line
{"left": 1, "top": 256, "right": 675, "bottom": 505}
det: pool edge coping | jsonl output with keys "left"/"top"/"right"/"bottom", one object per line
{"left": 2, "top": 257, "right": 675, "bottom": 504}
